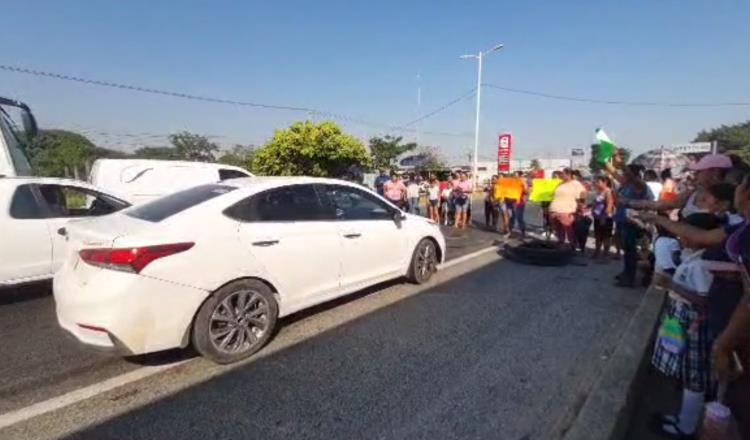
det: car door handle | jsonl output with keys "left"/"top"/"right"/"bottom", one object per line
{"left": 343, "top": 233, "right": 361, "bottom": 239}
{"left": 252, "top": 240, "right": 279, "bottom": 247}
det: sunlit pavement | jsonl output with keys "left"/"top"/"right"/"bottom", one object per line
{"left": 0, "top": 245, "right": 647, "bottom": 439}
{"left": 0, "top": 202, "right": 644, "bottom": 440}
{"left": 0, "top": 215, "right": 501, "bottom": 416}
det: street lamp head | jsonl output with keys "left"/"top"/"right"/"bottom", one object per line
{"left": 459, "top": 54, "right": 478, "bottom": 60}
{"left": 488, "top": 43, "right": 504, "bottom": 53}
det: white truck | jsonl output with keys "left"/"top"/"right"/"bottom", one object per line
{"left": 0, "top": 97, "right": 35, "bottom": 177}
{"left": 0, "top": 97, "right": 131, "bottom": 287}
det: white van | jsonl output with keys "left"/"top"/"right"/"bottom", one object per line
{"left": 89, "top": 159, "right": 253, "bottom": 204}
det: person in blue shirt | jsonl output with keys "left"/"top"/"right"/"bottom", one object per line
{"left": 374, "top": 169, "right": 390, "bottom": 197}
{"left": 606, "top": 160, "right": 655, "bottom": 287}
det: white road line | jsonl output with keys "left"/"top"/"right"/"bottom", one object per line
{"left": 439, "top": 245, "right": 500, "bottom": 270}
{"left": 0, "top": 360, "right": 188, "bottom": 430}
{"left": 0, "top": 244, "right": 500, "bottom": 430}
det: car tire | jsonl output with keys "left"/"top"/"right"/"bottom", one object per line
{"left": 192, "top": 279, "right": 279, "bottom": 364}
{"left": 503, "top": 240, "right": 573, "bottom": 266}
{"left": 407, "top": 238, "right": 438, "bottom": 284}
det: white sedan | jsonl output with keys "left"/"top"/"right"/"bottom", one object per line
{"left": 0, "top": 177, "right": 130, "bottom": 287}
{"left": 54, "top": 177, "right": 446, "bottom": 364}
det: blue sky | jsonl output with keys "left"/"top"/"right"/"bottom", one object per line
{"left": 2, "top": 0, "right": 749, "bottom": 163}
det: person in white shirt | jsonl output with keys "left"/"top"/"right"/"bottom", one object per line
{"left": 644, "top": 170, "right": 663, "bottom": 203}
{"left": 427, "top": 177, "right": 441, "bottom": 222}
{"left": 406, "top": 176, "right": 422, "bottom": 215}
{"left": 440, "top": 182, "right": 453, "bottom": 225}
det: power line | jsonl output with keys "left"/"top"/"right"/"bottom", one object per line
{"left": 398, "top": 88, "right": 476, "bottom": 128}
{"left": 483, "top": 83, "right": 750, "bottom": 107}
{"left": 0, "top": 64, "right": 472, "bottom": 138}
{"left": 0, "top": 64, "right": 315, "bottom": 112}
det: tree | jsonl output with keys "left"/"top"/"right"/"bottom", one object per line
{"left": 168, "top": 131, "right": 219, "bottom": 162}
{"left": 134, "top": 146, "right": 181, "bottom": 160}
{"left": 369, "top": 135, "right": 417, "bottom": 170}
{"left": 252, "top": 121, "right": 370, "bottom": 177}
{"left": 28, "top": 129, "right": 96, "bottom": 178}
{"left": 619, "top": 147, "right": 632, "bottom": 164}
{"left": 589, "top": 144, "right": 631, "bottom": 171}
{"left": 217, "top": 144, "right": 256, "bottom": 170}
{"left": 694, "top": 120, "right": 750, "bottom": 163}
{"left": 413, "top": 147, "right": 446, "bottom": 172}
{"left": 529, "top": 159, "right": 541, "bottom": 170}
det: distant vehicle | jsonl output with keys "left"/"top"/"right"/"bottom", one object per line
{"left": 0, "top": 177, "right": 130, "bottom": 287}
{"left": 54, "top": 177, "right": 445, "bottom": 363}
{"left": 0, "top": 97, "right": 37, "bottom": 177}
{"left": 89, "top": 158, "right": 254, "bottom": 204}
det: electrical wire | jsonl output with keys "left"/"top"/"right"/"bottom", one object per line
{"left": 483, "top": 83, "right": 750, "bottom": 107}
{"left": 0, "top": 64, "right": 473, "bottom": 138}
{"left": 398, "top": 88, "right": 476, "bottom": 128}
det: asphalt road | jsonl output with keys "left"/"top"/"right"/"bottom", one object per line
{"left": 1, "top": 201, "right": 636, "bottom": 440}
{"left": 0, "top": 219, "right": 498, "bottom": 416}
{"left": 1, "top": 230, "right": 645, "bottom": 440}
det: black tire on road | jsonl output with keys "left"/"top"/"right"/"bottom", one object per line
{"left": 192, "top": 279, "right": 279, "bottom": 364}
{"left": 407, "top": 238, "right": 438, "bottom": 284}
{"left": 503, "top": 240, "right": 573, "bottom": 266}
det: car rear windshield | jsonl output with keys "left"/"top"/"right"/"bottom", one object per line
{"left": 126, "top": 184, "right": 236, "bottom": 222}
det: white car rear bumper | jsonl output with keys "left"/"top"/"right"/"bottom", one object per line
{"left": 54, "top": 260, "right": 209, "bottom": 355}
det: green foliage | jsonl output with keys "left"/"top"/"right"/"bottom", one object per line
{"left": 529, "top": 159, "right": 541, "bottom": 169}
{"left": 589, "top": 145, "right": 631, "bottom": 171}
{"left": 694, "top": 120, "right": 750, "bottom": 163}
{"left": 132, "top": 132, "right": 221, "bottom": 162}
{"left": 252, "top": 121, "right": 370, "bottom": 177}
{"left": 133, "top": 146, "right": 181, "bottom": 160}
{"left": 168, "top": 131, "right": 219, "bottom": 162}
{"left": 217, "top": 144, "right": 255, "bottom": 170}
{"left": 28, "top": 129, "right": 96, "bottom": 177}
{"left": 619, "top": 147, "right": 632, "bottom": 163}
{"left": 413, "top": 147, "right": 446, "bottom": 171}
{"left": 369, "top": 135, "right": 417, "bottom": 170}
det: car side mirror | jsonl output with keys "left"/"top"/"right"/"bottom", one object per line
{"left": 392, "top": 209, "right": 405, "bottom": 225}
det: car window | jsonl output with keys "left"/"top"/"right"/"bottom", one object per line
{"left": 127, "top": 184, "right": 235, "bottom": 222}
{"left": 225, "top": 184, "right": 327, "bottom": 222}
{"left": 38, "top": 184, "right": 130, "bottom": 218}
{"left": 9, "top": 184, "right": 44, "bottom": 219}
{"left": 218, "top": 169, "right": 250, "bottom": 180}
{"left": 324, "top": 185, "right": 392, "bottom": 221}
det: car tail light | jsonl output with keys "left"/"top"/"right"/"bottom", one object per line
{"left": 79, "top": 242, "right": 194, "bottom": 273}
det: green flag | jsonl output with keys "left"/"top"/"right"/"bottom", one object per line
{"left": 595, "top": 128, "right": 617, "bottom": 165}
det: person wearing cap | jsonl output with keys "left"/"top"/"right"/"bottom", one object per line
{"left": 628, "top": 154, "right": 733, "bottom": 217}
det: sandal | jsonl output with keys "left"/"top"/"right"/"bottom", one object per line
{"left": 647, "top": 416, "right": 695, "bottom": 440}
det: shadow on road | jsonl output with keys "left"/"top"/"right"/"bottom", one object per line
{"left": 0, "top": 280, "right": 52, "bottom": 306}
{"left": 59, "top": 254, "right": 641, "bottom": 440}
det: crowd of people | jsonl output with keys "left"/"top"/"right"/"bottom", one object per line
{"left": 375, "top": 153, "right": 750, "bottom": 438}
{"left": 373, "top": 169, "right": 475, "bottom": 229}
{"left": 599, "top": 153, "right": 750, "bottom": 439}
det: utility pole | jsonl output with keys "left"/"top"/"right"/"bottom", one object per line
{"left": 460, "top": 43, "right": 504, "bottom": 187}
{"left": 416, "top": 73, "right": 422, "bottom": 147}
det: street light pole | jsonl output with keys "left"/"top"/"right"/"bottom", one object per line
{"left": 461, "top": 43, "right": 503, "bottom": 187}
{"left": 472, "top": 52, "right": 482, "bottom": 187}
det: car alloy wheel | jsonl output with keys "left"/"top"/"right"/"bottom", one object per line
{"left": 209, "top": 288, "right": 270, "bottom": 355}
{"left": 408, "top": 239, "right": 438, "bottom": 284}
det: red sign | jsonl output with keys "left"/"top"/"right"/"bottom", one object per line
{"left": 497, "top": 133, "right": 512, "bottom": 172}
